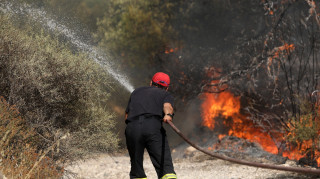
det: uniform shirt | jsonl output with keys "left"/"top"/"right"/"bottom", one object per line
{"left": 125, "top": 86, "right": 174, "bottom": 120}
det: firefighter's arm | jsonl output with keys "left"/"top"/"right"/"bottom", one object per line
{"left": 163, "top": 102, "right": 174, "bottom": 123}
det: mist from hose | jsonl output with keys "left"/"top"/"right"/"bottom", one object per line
{"left": 0, "top": 1, "right": 135, "bottom": 93}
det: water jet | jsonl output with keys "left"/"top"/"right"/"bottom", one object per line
{"left": 0, "top": 1, "right": 134, "bottom": 93}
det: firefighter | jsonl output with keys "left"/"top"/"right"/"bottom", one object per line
{"left": 125, "top": 72, "right": 177, "bottom": 179}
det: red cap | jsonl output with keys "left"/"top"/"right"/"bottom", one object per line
{"left": 152, "top": 72, "right": 170, "bottom": 87}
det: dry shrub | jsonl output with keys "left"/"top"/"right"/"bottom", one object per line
{"left": 0, "top": 13, "right": 119, "bottom": 165}
{"left": 0, "top": 96, "right": 63, "bottom": 178}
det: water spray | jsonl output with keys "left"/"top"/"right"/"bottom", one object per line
{"left": 1, "top": 1, "right": 134, "bottom": 93}
{"left": 167, "top": 120, "right": 320, "bottom": 175}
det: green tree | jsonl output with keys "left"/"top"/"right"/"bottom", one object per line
{"left": 43, "top": 0, "right": 110, "bottom": 31}
{"left": 94, "top": 0, "right": 177, "bottom": 73}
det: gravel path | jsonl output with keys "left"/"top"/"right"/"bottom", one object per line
{"left": 64, "top": 151, "right": 318, "bottom": 179}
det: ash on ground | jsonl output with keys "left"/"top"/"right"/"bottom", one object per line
{"left": 172, "top": 133, "right": 287, "bottom": 165}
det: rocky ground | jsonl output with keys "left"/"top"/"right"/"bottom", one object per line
{"left": 63, "top": 148, "right": 319, "bottom": 179}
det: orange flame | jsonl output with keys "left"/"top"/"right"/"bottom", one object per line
{"left": 201, "top": 92, "right": 279, "bottom": 154}
{"left": 218, "top": 134, "right": 226, "bottom": 140}
{"left": 165, "top": 47, "right": 179, "bottom": 54}
{"left": 201, "top": 91, "right": 320, "bottom": 166}
{"left": 201, "top": 92, "right": 240, "bottom": 129}
{"left": 272, "top": 43, "right": 295, "bottom": 59}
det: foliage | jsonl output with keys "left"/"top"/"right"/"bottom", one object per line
{"left": 12, "top": 0, "right": 266, "bottom": 98}
{"left": 94, "top": 0, "right": 177, "bottom": 71}
{"left": 6, "top": 0, "right": 320, "bottom": 165}
{"left": 0, "top": 14, "right": 119, "bottom": 161}
{"left": 42, "top": 0, "right": 110, "bottom": 31}
{"left": 287, "top": 114, "right": 319, "bottom": 144}
{"left": 287, "top": 98, "right": 319, "bottom": 144}
{"left": 285, "top": 98, "right": 320, "bottom": 166}
{"left": 287, "top": 98, "right": 319, "bottom": 142}
{"left": 0, "top": 97, "right": 63, "bottom": 178}
{"left": 67, "top": 104, "right": 119, "bottom": 157}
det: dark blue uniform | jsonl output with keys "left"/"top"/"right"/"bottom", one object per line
{"left": 125, "top": 86, "right": 176, "bottom": 179}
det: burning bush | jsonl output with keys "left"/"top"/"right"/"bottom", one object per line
{"left": 199, "top": 0, "right": 320, "bottom": 167}
{"left": 285, "top": 99, "right": 320, "bottom": 166}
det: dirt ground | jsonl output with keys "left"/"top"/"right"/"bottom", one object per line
{"left": 63, "top": 150, "right": 319, "bottom": 179}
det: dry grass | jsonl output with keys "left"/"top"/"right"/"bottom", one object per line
{"left": 0, "top": 97, "right": 63, "bottom": 178}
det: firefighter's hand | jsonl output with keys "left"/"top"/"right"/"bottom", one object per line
{"left": 163, "top": 115, "right": 173, "bottom": 123}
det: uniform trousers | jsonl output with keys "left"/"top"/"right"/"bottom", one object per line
{"left": 125, "top": 115, "right": 176, "bottom": 179}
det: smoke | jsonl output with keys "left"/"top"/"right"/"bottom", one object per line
{"left": 157, "top": 1, "right": 268, "bottom": 145}
{"left": 165, "top": 97, "right": 204, "bottom": 147}
{"left": 160, "top": 1, "right": 267, "bottom": 103}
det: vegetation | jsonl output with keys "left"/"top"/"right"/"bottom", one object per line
{"left": 93, "top": 0, "right": 320, "bottom": 164}
{"left": 286, "top": 99, "right": 320, "bottom": 165}
{"left": 93, "top": 0, "right": 178, "bottom": 87}
{"left": 95, "top": 0, "right": 176, "bottom": 65}
{"left": 42, "top": 0, "right": 110, "bottom": 31}
{"left": 0, "top": 97, "right": 63, "bottom": 178}
{"left": 2, "top": 0, "right": 320, "bottom": 168}
{"left": 230, "top": 1, "right": 320, "bottom": 165}
{"left": 0, "top": 15, "right": 118, "bottom": 177}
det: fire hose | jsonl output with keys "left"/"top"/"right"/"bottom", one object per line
{"left": 167, "top": 120, "right": 320, "bottom": 175}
